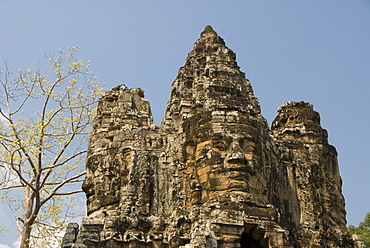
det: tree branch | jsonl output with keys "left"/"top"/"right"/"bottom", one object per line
{"left": 53, "top": 189, "right": 84, "bottom": 195}
{"left": 41, "top": 171, "right": 86, "bottom": 205}
{"left": 41, "top": 150, "right": 86, "bottom": 176}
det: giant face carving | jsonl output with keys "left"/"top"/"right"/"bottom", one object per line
{"left": 184, "top": 112, "right": 264, "bottom": 203}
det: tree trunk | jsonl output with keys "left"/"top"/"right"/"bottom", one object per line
{"left": 20, "top": 185, "right": 33, "bottom": 248}
{"left": 20, "top": 221, "right": 32, "bottom": 248}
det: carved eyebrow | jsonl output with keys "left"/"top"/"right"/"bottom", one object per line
{"left": 210, "top": 134, "right": 224, "bottom": 140}
{"left": 213, "top": 141, "right": 227, "bottom": 150}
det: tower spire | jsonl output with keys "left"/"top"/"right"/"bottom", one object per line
{"left": 163, "top": 25, "right": 261, "bottom": 129}
{"left": 200, "top": 25, "right": 217, "bottom": 37}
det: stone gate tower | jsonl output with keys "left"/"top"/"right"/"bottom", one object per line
{"left": 62, "top": 26, "right": 354, "bottom": 248}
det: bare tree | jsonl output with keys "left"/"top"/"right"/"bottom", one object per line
{"left": 0, "top": 47, "right": 103, "bottom": 248}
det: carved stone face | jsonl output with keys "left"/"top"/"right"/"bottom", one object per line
{"left": 82, "top": 147, "right": 136, "bottom": 214}
{"left": 184, "top": 115, "right": 260, "bottom": 201}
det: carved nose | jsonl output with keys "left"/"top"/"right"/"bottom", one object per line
{"left": 226, "top": 143, "right": 247, "bottom": 164}
{"left": 227, "top": 152, "right": 246, "bottom": 163}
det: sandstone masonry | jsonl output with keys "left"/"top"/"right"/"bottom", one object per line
{"left": 62, "top": 26, "right": 355, "bottom": 248}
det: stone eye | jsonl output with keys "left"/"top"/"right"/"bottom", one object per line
{"left": 239, "top": 138, "right": 245, "bottom": 147}
{"left": 214, "top": 142, "right": 227, "bottom": 151}
{"left": 238, "top": 138, "right": 255, "bottom": 153}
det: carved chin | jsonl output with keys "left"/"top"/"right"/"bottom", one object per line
{"left": 228, "top": 179, "right": 248, "bottom": 191}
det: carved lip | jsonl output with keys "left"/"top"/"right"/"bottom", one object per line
{"left": 227, "top": 157, "right": 248, "bottom": 164}
{"left": 225, "top": 161, "right": 255, "bottom": 174}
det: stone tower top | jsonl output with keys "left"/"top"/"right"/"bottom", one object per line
{"left": 200, "top": 25, "right": 218, "bottom": 37}
{"left": 202, "top": 25, "right": 215, "bottom": 33}
{"left": 163, "top": 26, "right": 261, "bottom": 129}
{"left": 198, "top": 25, "right": 226, "bottom": 46}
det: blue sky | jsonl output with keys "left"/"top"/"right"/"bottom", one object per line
{"left": 1, "top": 1, "right": 369, "bottom": 246}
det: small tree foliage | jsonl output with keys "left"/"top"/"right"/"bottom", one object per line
{"left": 348, "top": 212, "right": 370, "bottom": 247}
{"left": 0, "top": 47, "right": 104, "bottom": 248}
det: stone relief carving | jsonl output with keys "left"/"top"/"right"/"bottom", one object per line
{"left": 62, "top": 26, "right": 356, "bottom": 248}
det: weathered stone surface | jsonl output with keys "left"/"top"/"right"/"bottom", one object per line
{"left": 63, "top": 26, "right": 355, "bottom": 248}
{"left": 271, "top": 101, "right": 352, "bottom": 247}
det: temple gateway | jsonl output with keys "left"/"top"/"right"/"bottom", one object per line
{"left": 62, "top": 26, "right": 359, "bottom": 248}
